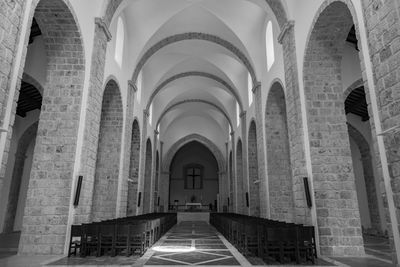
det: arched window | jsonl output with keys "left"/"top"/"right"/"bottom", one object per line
{"left": 149, "top": 103, "right": 153, "bottom": 126}
{"left": 248, "top": 73, "right": 253, "bottom": 106}
{"left": 236, "top": 102, "right": 240, "bottom": 127}
{"left": 115, "top": 17, "right": 125, "bottom": 67}
{"left": 266, "top": 21, "right": 275, "bottom": 71}
{"left": 137, "top": 71, "right": 142, "bottom": 104}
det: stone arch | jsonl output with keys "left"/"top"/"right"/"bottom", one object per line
{"left": 127, "top": 119, "right": 140, "bottom": 216}
{"left": 248, "top": 120, "right": 260, "bottom": 216}
{"left": 92, "top": 79, "right": 123, "bottom": 221}
{"left": 236, "top": 139, "right": 244, "bottom": 214}
{"left": 265, "top": 81, "right": 293, "bottom": 222}
{"left": 143, "top": 138, "right": 153, "bottom": 214}
{"left": 347, "top": 123, "right": 382, "bottom": 234}
{"left": 156, "top": 99, "right": 233, "bottom": 130}
{"left": 3, "top": 122, "right": 38, "bottom": 233}
{"left": 146, "top": 72, "right": 244, "bottom": 112}
{"left": 229, "top": 150, "right": 234, "bottom": 211}
{"left": 343, "top": 78, "right": 363, "bottom": 100}
{"left": 303, "top": 0, "right": 365, "bottom": 256}
{"left": 11, "top": 0, "right": 86, "bottom": 255}
{"left": 21, "top": 73, "right": 44, "bottom": 95}
{"left": 163, "top": 134, "right": 224, "bottom": 173}
{"left": 132, "top": 33, "right": 258, "bottom": 85}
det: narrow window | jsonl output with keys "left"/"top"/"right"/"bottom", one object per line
{"left": 236, "top": 102, "right": 240, "bottom": 127}
{"left": 248, "top": 73, "right": 253, "bottom": 106}
{"left": 137, "top": 71, "right": 142, "bottom": 104}
{"left": 266, "top": 21, "right": 275, "bottom": 71}
{"left": 115, "top": 17, "right": 125, "bottom": 67}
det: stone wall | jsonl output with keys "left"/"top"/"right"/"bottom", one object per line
{"left": 265, "top": 83, "right": 294, "bottom": 222}
{"left": 248, "top": 121, "right": 260, "bottom": 216}
{"left": 91, "top": 80, "right": 122, "bottom": 221}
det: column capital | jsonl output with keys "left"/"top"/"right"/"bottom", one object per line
{"left": 240, "top": 111, "right": 247, "bottom": 118}
{"left": 143, "top": 109, "right": 150, "bottom": 117}
{"left": 278, "top": 20, "right": 295, "bottom": 44}
{"left": 128, "top": 80, "right": 137, "bottom": 92}
{"left": 230, "top": 131, "right": 235, "bottom": 136}
{"left": 160, "top": 141, "right": 164, "bottom": 146}
{"left": 94, "top": 17, "right": 112, "bottom": 42}
{"left": 154, "top": 129, "right": 159, "bottom": 135}
{"left": 252, "top": 81, "right": 262, "bottom": 94}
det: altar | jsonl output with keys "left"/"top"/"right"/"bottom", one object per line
{"left": 185, "top": 202, "right": 202, "bottom": 210}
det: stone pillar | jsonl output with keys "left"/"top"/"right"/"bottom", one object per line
{"left": 138, "top": 110, "right": 149, "bottom": 214}
{"left": 252, "top": 82, "right": 269, "bottom": 218}
{"left": 150, "top": 130, "right": 159, "bottom": 212}
{"left": 360, "top": 0, "right": 400, "bottom": 264}
{"left": 76, "top": 17, "right": 112, "bottom": 224}
{"left": 240, "top": 111, "right": 250, "bottom": 215}
{"left": 161, "top": 171, "right": 170, "bottom": 212}
{"left": 0, "top": 0, "right": 26, "bottom": 200}
{"left": 224, "top": 141, "right": 229, "bottom": 212}
{"left": 3, "top": 152, "right": 26, "bottom": 232}
{"left": 116, "top": 81, "right": 136, "bottom": 217}
{"left": 278, "top": 21, "right": 312, "bottom": 225}
{"left": 159, "top": 141, "right": 165, "bottom": 212}
{"left": 230, "top": 131, "right": 236, "bottom": 213}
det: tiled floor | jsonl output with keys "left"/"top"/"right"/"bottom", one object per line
{"left": 144, "top": 221, "right": 242, "bottom": 266}
{"left": 0, "top": 223, "right": 395, "bottom": 267}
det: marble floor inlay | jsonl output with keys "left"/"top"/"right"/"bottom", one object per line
{"left": 144, "top": 221, "right": 241, "bottom": 266}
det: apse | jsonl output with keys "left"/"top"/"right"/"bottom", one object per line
{"left": 169, "top": 141, "right": 219, "bottom": 209}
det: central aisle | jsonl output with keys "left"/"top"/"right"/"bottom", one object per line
{"left": 143, "top": 221, "right": 250, "bottom": 266}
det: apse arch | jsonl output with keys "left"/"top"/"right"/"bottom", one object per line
{"left": 146, "top": 72, "right": 244, "bottom": 112}
{"left": 131, "top": 33, "right": 258, "bottom": 86}
{"left": 163, "top": 134, "right": 224, "bottom": 174}
{"left": 156, "top": 99, "right": 233, "bottom": 130}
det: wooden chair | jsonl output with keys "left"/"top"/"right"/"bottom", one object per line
{"left": 129, "top": 223, "right": 147, "bottom": 255}
{"left": 298, "top": 226, "right": 316, "bottom": 263}
{"left": 82, "top": 224, "right": 99, "bottom": 257}
{"left": 68, "top": 225, "right": 82, "bottom": 257}
{"left": 99, "top": 224, "right": 115, "bottom": 256}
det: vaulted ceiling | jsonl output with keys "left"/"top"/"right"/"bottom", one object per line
{"left": 115, "top": 0, "right": 274, "bottom": 145}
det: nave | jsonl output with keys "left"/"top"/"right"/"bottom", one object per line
{"left": 0, "top": 214, "right": 393, "bottom": 267}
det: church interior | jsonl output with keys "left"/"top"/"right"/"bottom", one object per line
{"left": 0, "top": 0, "right": 399, "bottom": 266}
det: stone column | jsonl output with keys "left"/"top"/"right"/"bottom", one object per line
{"left": 77, "top": 17, "right": 112, "bottom": 224}
{"left": 117, "top": 81, "right": 136, "bottom": 217}
{"left": 150, "top": 130, "right": 159, "bottom": 212}
{"left": 240, "top": 111, "right": 250, "bottom": 215}
{"left": 360, "top": 0, "right": 400, "bottom": 263}
{"left": 278, "top": 21, "right": 312, "bottom": 225}
{"left": 159, "top": 141, "right": 165, "bottom": 212}
{"left": 252, "top": 82, "right": 269, "bottom": 218}
{"left": 137, "top": 109, "right": 149, "bottom": 214}
{"left": 161, "top": 171, "right": 170, "bottom": 212}
{"left": 218, "top": 171, "right": 226, "bottom": 212}
{"left": 224, "top": 141, "right": 229, "bottom": 212}
{"left": 3, "top": 152, "right": 26, "bottom": 232}
{"left": 230, "top": 131, "right": 237, "bottom": 212}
